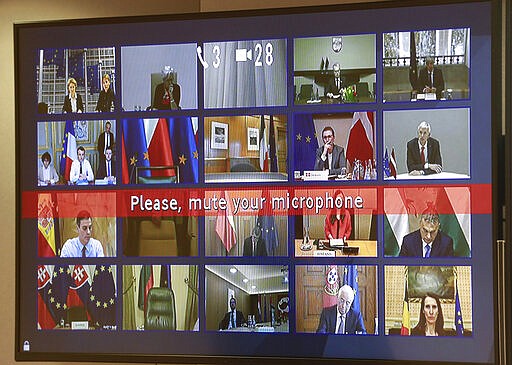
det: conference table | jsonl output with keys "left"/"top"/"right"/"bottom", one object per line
{"left": 294, "top": 239, "right": 377, "bottom": 257}
{"left": 220, "top": 322, "right": 289, "bottom": 333}
{"left": 205, "top": 172, "right": 288, "bottom": 183}
{"left": 386, "top": 172, "right": 470, "bottom": 180}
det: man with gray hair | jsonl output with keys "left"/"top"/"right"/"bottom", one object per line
{"left": 316, "top": 284, "right": 366, "bottom": 334}
{"left": 399, "top": 207, "right": 454, "bottom": 257}
{"left": 406, "top": 121, "right": 442, "bottom": 176}
{"left": 417, "top": 57, "right": 445, "bottom": 99}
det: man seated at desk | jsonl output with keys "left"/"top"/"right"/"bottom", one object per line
{"left": 406, "top": 121, "right": 442, "bottom": 176}
{"left": 399, "top": 208, "right": 454, "bottom": 257}
{"left": 38, "top": 152, "right": 59, "bottom": 186}
{"left": 60, "top": 210, "right": 105, "bottom": 258}
{"left": 70, "top": 146, "right": 94, "bottom": 184}
{"left": 96, "top": 147, "right": 116, "bottom": 184}
{"left": 417, "top": 57, "right": 445, "bottom": 100}
{"left": 219, "top": 297, "right": 246, "bottom": 330}
{"left": 314, "top": 126, "right": 347, "bottom": 176}
{"left": 316, "top": 284, "right": 366, "bottom": 334}
{"left": 325, "top": 62, "right": 346, "bottom": 100}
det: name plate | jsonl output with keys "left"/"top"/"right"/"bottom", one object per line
{"left": 71, "top": 321, "right": 89, "bottom": 330}
{"left": 303, "top": 170, "right": 329, "bottom": 181}
{"left": 424, "top": 92, "right": 437, "bottom": 100}
{"left": 314, "top": 250, "right": 335, "bottom": 257}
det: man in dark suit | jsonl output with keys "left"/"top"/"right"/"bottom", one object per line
{"left": 96, "top": 147, "right": 116, "bottom": 184}
{"left": 325, "top": 62, "right": 346, "bottom": 99}
{"left": 399, "top": 209, "right": 454, "bottom": 257}
{"left": 406, "top": 121, "right": 442, "bottom": 176}
{"left": 153, "top": 66, "right": 181, "bottom": 110}
{"left": 316, "top": 284, "right": 366, "bottom": 334}
{"left": 219, "top": 297, "right": 246, "bottom": 330}
{"left": 417, "top": 57, "right": 445, "bottom": 99}
{"left": 243, "top": 226, "right": 267, "bottom": 256}
{"left": 97, "top": 121, "right": 115, "bottom": 162}
{"left": 314, "top": 126, "right": 346, "bottom": 175}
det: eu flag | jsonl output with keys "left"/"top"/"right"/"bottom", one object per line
{"left": 50, "top": 265, "right": 72, "bottom": 324}
{"left": 455, "top": 286, "right": 465, "bottom": 336}
{"left": 88, "top": 265, "right": 116, "bottom": 327}
{"left": 68, "top": 50, "right": 85, "bottom": 84}
{"left": 257, "top": 215, "right": 279, "bottom": 256}
{"left": 293, "top": 114, "right": 319, "bottom": 173}
{"left": 43, "top": 48, "right": 64, "bottom": 69}
{"left": 168, "top": 117, "right": 199, "bottom": 183}
{"left": 87, "top": 64, "right": 101, "bottom": 94}
{"left": 121, "top": 119, "right": 150, "bottom": 184}
{"left": 343, "top": 265, "right": 360, "bottom": 314}
{"left": 383, "top": 147, "right": 391, "bottom": 178}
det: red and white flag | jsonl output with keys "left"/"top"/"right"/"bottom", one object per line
{"left": 345, "top": 111, "right": 374, "bottom": 164}
{"left": 259, "top": 116, "right": 269, "bottom": 172}
{"left": 215, "top": 191, "right": 237, "bottom": 252}
{"left": 390, "top": 147, "right": 397, "bottom": 178}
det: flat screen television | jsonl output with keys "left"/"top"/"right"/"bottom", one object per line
{"left": 15, "top": 0, "right": 501, "bottom": 363}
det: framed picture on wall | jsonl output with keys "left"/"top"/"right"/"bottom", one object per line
{"left": 247, "top": 127, "right": 259, "bottom": 151}
{"left": 211, "top": 121, "right": 228, "bottom": 150}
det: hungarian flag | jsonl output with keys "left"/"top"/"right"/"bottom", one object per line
{"left": 345, "top": 111, "right": 374, "bottom": 165}
{"left": 215, "top": 191, "right": 237, "bottom": 253}
{"left": 384, "top": 188, "right": 410, "bottom": 256}
{"left": 59, "top": 120, "right": 77, "bottom": 182}
{"left": 436, "top": 187, "right": 471, "bottom": 256}
{"left": 323, "top": 265, "right": 339, "bottom": 308}
{"left": 37, "top": 193, "right": 57, "bottom": 257}
{"left": 259, "top": 115, "right": 269, "bottom": 172}
{"left": 390, "top": 147, "right": 397, "bottom": 178}
{"left": 37, "top": 265, "right": 56, "bottom": 329}
{"left": 138, "top": 265, "right": 154, "bottom": 312}
{"left": 401, "top": 280, "right": 411, "bottom": 335}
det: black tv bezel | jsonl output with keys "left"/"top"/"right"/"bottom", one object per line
{"left": 15, "top": 0, "right": 503, "bottom": 363}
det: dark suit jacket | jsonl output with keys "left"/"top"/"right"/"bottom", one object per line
{"left": 316, "top": 305, "right": 366, "bottom": 334}
{"left": 399, "top": 229, "right": 454, "bottom": 257}
{"left": 314, "top": 144, "right": 346, "bottom": 175}
{"left": 325, "top": 75, "right": 347, "bottom": 97}
{"left": 95, "top": 88, "right": 115, "bottom": 112}
{"left": 96, "top": 160, "right": 116, "bottom": 180}
{"left": 153, "top": 82, "right": 181, "bottom": 110}
{"left": 62, "top": 94, "right": 84, "bottom": 113}
{"left": 417, "top": 67, "right": 445, "bottom": 99}
{"left": 219, "top": 310, "right": 246, "bottom": 330}
{"left": 97, "top": 131, "right": 116, "bottom": 156}
{"left": 243, "top": 236, "right": 267, "bottom": 256}
{"left": 406, "top": 137, "right": 442, "bottom": 175}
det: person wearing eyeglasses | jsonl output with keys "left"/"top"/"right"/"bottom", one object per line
{"left": 314, "top": 126, "right": 346, "bottom": 175}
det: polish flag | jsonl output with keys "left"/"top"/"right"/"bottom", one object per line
{"left": 345, "top": 112, "right": 374, "bottom": 164}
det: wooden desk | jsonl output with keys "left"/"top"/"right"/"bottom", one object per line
{"left": 294, "top": 239, "right": 377, "bottom": 257}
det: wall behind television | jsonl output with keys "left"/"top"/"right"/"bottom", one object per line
{"left": 2, "top": 2, "right": 411, "bottom": 365}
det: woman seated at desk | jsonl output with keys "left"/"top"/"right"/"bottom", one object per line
{"left": 324, "top": 191, "right": 352, "bottom": 242}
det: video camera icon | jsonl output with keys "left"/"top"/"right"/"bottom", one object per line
{"left": 235, "top": 48, "right": 253, "bottom": 62}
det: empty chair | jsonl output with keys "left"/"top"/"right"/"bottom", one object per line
{"left": 137, "top": 219, "right": 178, "bottom": 256}
{"left": 144, "top": 287, "right": 176, "bottom": 330}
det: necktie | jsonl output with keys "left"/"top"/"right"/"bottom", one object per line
{"left": 105, "top": 133, "right": 110, "bottom": 154}
{"left": 425, "top": 244, "right": 431, "bottom": 258}
{"left": 107, "top": 161, "right": 110, "bottom": 177}
{"left": 82, "top": 246, "right": 86, "bottom": 258}
{"left": 429, "top": 71, "right": 433, "bottom": 87}
{"left": 80, "top": 162, "right": 83, "bottom": 174}
{"left": 337, "top": 315, "right": 345, "bottom": 334}
{"left": 231, "top": 311, "right": 236, "bottom": 328}
{"left": 420, "top": 146, "right": 425, "bottom": 164}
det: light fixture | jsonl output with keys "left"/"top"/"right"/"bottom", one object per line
{"left": 229, "top": 267, "right": 237, "bottom": 274}
{"left": 251, "top": 285, "right": 256, "bottom": 289}
{"left": 243, "top": 278, "right": 249, "bottom": 283}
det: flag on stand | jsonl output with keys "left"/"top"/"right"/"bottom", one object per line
{"left": 390, "top": 147, "right": 397, "bottom": 178}
{"left": 43, "top": 48, "right": 64, "bottom": 69}
{"left": 50, "top": 265, "right": 72, "bottom": 325}
{"left": 146, "top": 118, "right": 175, "bottom": 177}
{"left": 343, "top": 265, "right": 360, "bottom": 313}
{"left": 345, "top": 112, "right": 374, "bottom": 166}
{"left": 436, "top": 188, "right": 471, "bottom": 256}
{"left": 383, "top": 148, "right": 391, "bottom": 178}
{"left": 37, "top": 265, "right": 56, "bottom": 329}
{"left": 68, "top": 50, "right": 85, "bottom": 84}
{"left": 87, "top": 64, "right": 101, "bottom": 94}
{"left": 256, "top": 188, "right": 279, "bottom": 255}
{"left": 401, "top": 279, "right": 410, "bottom": 336}
{"left": 455, "top": 284, "right": 465, "bottom": 336}
{"left": 269, "top": 115, "right": 278, "bottom": 172}
{"left": 257, "top": 294, "right": 262, "bottom": 322}
{"left": 384, "top": 188, "right": 410, "bottom": 256}
{"left": 138, "top": 265, "right": 154, "bottom": 312}
{"left": 293, "top": 114, "right": 319, "bottom": 172}
{"left": 88, "top": 265, "right": 116, "bottom": 327}
{"left": 67, "top": 265, "right": 91, "bottom": 315}
{"left": 60, "top": 120, "right": 77, "bottom": 182}
{"left": 38, "top": 193, "right": 57, "bottom": 257}
{"left": 168, "top": 117, "right": 199, "bottom": 183}
{"left": 215, "top": 191, "right": 237, "bottom": 253}
{"left": 121, "top": 119, "right": 150, "bottom": 184}
{"left": 259, "top": 115, "right": 269, "bottom": 172}
{"left": 323, "top": 265, "right": 339, "bottom": 308}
